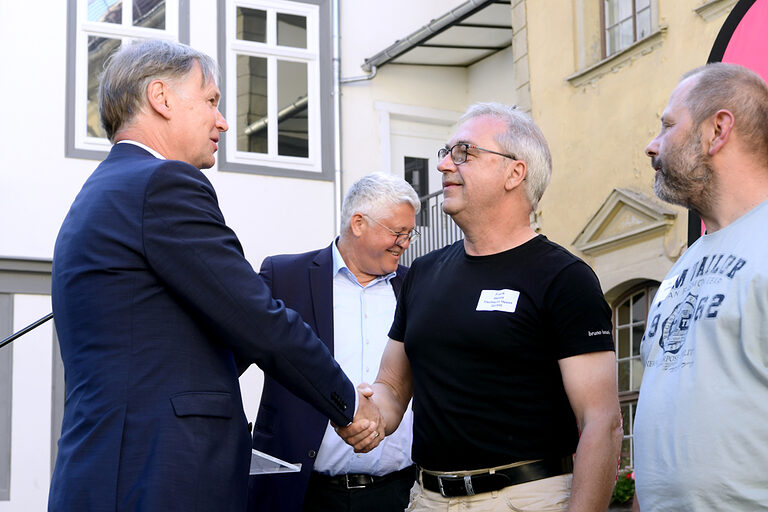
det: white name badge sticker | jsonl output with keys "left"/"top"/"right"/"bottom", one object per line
{"left": 654, "top": 274, "right": 678, "bottom": 304}
{"left": 476, "top": 289, "right": 520, "bottom": 313}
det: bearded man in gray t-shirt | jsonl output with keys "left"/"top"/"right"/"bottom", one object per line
{"left": 634, "top": 63, "right": 768, "bottom": 511}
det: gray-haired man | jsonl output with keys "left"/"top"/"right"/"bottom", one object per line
{"left": 249, "top": 173, "right": 421, "bottom": 512}
{"left": 49, "top": 39, "right": 381, "bottom": 511}
{"left": 342, "top": 103, "right": 622, "bottom": 512}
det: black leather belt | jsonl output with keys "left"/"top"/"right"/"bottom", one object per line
{"left": 421, "top": 457, "right": 573, "bottom": 498}
{"left": 311, "top": 464, "right": 417, "bottom": 490}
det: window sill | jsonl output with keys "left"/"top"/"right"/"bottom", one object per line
{"left": 566, "top": 25, "right": 668, "bottom": 88}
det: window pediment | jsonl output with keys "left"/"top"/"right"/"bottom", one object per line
{"left": 573, "top": 188, "right": 676, "bottom": 254}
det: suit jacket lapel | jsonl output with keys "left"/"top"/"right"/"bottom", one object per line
{"left": 391, "top": 265, "right": 407, "bottom": 297}
{"left": 309, "top": 245, "right": 334, "bottom": 352}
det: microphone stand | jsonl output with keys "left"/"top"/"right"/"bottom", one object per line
{"left": 0, "top": 312, "right": 54, "bottom": 350}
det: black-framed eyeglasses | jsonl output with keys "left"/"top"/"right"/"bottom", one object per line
{"left": 438, "top": 143, "right": 517, "bottom": 165}
{"left": 363, "top": 214, "right": 420, "bottom": 246}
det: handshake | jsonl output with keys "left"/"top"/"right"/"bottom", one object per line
{"left": 334, "top": 383, "right": 387, "bottom": 453}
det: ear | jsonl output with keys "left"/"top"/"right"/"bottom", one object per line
{"left": 706, "top": 109, "right": 734, "bottom": 156}
{"left": 146, "top": 79, "right": 172, "bottom": 120}
{"left": 504, "top": 159, "right": 527, "bottom": 192}
{"left": 349, "top": 212, "right": 367, "bottom": 237}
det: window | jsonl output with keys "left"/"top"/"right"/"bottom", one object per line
{"left": 220, "top": 0, "right": 331, "bottom": 179}
{"left": 601, "top": 0, "right": 652, "bottom": 58}
{"left": 613, "top": 282, "right": 658, "bottom": 469}
{"left": 66, "top": 0, "right": 187, "bottom": 159}
{"left": 404, "top": 157, "right": 428, "bottom": 226}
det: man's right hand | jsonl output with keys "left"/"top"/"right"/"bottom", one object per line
{"left": 335, "top": 383, "right": 386, "bottom": 453}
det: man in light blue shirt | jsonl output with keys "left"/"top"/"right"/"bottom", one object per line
{"left": 248, "top": 173, "right": 421, "bottom": 512}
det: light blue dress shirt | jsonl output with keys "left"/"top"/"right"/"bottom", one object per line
{"left": 312, "top": 241, "right": 414, "bottom": 476}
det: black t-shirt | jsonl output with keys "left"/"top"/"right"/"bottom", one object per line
{"left": 388, "top": 235, "right": 614, "bottom": 471}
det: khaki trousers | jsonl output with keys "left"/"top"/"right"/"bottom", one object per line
{"left": 405, "top": 469, "right": 572, "bottom": 512}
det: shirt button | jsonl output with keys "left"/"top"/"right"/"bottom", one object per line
{"left": 308, "top": 450, "right": 317, "bottom": 458}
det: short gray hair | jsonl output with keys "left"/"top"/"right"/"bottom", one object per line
{"left": 459, "top": 102, "right": 552, "bottom": 211}
{"left": 682, "top": 62, "right": 768, "bottom": 162}
{"left": 340, "top": 173, "right": 421, "bottom": 233}
{"left": 99, "top": 39, "right": 218, "bottom": 142}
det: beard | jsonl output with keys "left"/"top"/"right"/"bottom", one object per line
{"left": 653, "top": 130, "right": 713, "bottom": 214}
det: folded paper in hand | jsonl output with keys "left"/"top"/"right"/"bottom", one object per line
{"left": 250, "top": 449, "right": 302, "bottom": 475}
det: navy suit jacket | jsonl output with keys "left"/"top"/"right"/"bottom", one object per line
{"left": 247, "top": 243, "right": 406, "bottom": 512}
{"left": 49, "top": 143, "right": 355, "bottom": 512}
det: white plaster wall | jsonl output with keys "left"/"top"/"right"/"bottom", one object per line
{"left": 0, "top": 2, "right": 91, "bottom": 259}
{"left": 467, "top": 45, "right": 518, "bottom": 106}
{"left": 339, "top": 0, "right": 470, "bottom": 189}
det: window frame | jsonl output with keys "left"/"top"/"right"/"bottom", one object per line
{"left": 65, "top": 0, "right": 190, "bottom": 160}
{"left": 217, "top": 0, "right": 334, "bottom": 181}
{"left": 0, "top": 294, "right": 11, "bottom": 501}
{"left": 613, "top": 281, "right": 658, "bottom": 470}
{"left": 600, "top": 0, "right": 653, "bottom": 59}
{"left": 0, "top": 258, "right": 58, "bottom": 501}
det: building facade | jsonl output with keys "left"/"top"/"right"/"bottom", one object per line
{"left": 0, "top": 0, "right": 740, "bottom": 507}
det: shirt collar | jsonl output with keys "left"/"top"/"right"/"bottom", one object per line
{"left": 117, "top": 140, "right": 166, "bottom": 160}
{"left": 331, "top": 238, "right": 396, "bottom": 286}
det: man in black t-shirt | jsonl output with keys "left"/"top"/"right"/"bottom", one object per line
{"left": 340, "top": 103, "right": 622, "bottom": 512}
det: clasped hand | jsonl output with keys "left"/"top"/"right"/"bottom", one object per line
{"left": 334, "top": 383, "right": 386, "bottom": 453}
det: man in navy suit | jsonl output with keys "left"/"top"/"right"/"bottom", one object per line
{"left": 248, "top": 174, "right": 421, "bottom": 512}
{"left": 48, "top": 39, "right": 382, "bottom": 511}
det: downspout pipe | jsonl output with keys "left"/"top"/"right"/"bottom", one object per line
{"left": 332, "top": 0, "right": 342, "bottom": 236}
{"left": 340, "top": 65, "right": 377, "bottom": 84}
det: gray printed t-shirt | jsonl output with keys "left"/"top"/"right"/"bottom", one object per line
{"left": 634, "top": 199, "right": 768, "bottom": 511}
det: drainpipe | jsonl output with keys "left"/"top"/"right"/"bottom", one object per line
{"left": 332, "top": 0, "right": 343, "bottom": 236}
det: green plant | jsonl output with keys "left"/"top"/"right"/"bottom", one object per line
{"left": 611, "top": 471, "right": 635, "bottom": 504}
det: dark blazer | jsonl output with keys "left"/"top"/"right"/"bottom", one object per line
{"left": 48, "top": 143, "right": 355, "bottom": 512}
{"left": 247, "top": 243, "right": 406, "bottom": 512}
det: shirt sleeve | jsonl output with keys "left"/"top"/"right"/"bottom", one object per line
{"left": 544, "top": 260, "right": 615, "bottom": 359}
{"left": 388, "top": 263, "right": 414, "bottom": 343}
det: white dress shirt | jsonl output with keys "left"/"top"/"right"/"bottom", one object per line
{"left": 312, "top": 241, "right": 414, "bottom": 476}
{"left": 117, "top": 140, "right": 166, "bottom": 159}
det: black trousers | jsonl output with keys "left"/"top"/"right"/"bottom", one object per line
{"left": 302, "top": 467, "right": 416, "bottom": 512}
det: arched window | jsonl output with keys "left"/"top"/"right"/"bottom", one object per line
{"left": 613, "top": 281, "right": 658, "bottom": 470}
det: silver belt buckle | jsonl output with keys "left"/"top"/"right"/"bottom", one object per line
{"left": 344, "top": 474, "right": 367, "bottom": 489}
{"left": 436, "top": 474, "right": 452, "bottom": 497}
{"left": 436, "top": 473, "right": 472, "bottom": 497}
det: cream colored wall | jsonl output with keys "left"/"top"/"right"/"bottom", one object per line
{"left": 524, "top": 0, "right": 732, "bottom": 283}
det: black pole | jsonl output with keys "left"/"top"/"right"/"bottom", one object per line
{"left": 0, "top": 312, "right": 54, "bottom": 350}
